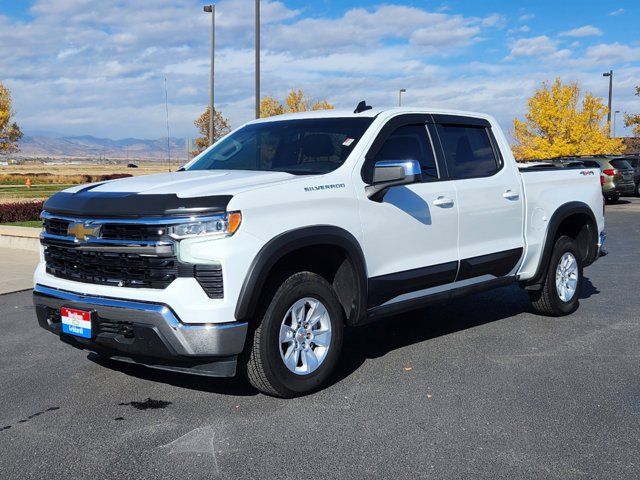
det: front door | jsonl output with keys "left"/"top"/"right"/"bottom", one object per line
{"left": 357, "top": 120, "right": 460, "bottom": 308}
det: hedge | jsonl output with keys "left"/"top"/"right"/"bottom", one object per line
{"left": 0, "top": 201, "right": 45, "bottom": 223}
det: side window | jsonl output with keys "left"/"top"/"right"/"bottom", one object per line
{"left": 373, "top": 125, "right": 438, "bottom": 179}
{"left": 436, "top": 124, "right": 500, "bottom": 179}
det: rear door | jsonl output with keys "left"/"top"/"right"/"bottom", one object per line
{"left": 432, "top": 115, "right": 524, "bottom": 282}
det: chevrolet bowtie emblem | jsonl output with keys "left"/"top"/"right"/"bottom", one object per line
{"left": 67, "top": 222, "right": 101, "bottom": 241}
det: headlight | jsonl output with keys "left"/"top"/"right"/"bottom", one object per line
{"left": 168, "top": 211, "right": 242, "bottom": 239}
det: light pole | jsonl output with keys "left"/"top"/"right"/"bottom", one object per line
{"left": 255, "top": 0, "right": 260, "bottom": 119}
{"left": 204, "top": 4, "right": 215, "bottom": 146}
{"left": 603, "top": 70, "right": 613, "bottom": 136}
{"left": 398, "top": 88, "right": 406, "bottom": 107}
{"left": 614, "top": 110, "right": 621, "bottom": 138}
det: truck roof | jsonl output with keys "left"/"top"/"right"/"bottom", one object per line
{"left": 249, "top": 107, "right": 494, "bottom": 124}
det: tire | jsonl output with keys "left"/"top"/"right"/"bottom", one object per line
{"left": 529, "top": 235, "right": 583, "bottom": 317}
{"left": 635, "top": 183, "right": 640, "bottom": 197}
{"left": 243, "top": 272, "right": 344, "bottom": 398}
{"left": 606, "top": 194, "right": 620, "bottom": 204}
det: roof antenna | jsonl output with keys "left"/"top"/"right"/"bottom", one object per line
{"left": 354, "top": 101, "right": 372, "bottom": 114}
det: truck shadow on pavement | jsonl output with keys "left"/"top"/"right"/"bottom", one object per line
{"left": 88, "top": 280, "right": 599, "bottom": 397}
{"left": 330, "top": 279, "right": 600, "bottom": 389}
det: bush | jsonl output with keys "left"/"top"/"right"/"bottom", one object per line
{"left": 0, "top": 201, "right": 45, "bottom": 223}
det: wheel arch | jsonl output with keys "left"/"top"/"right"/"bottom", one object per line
{"left": 235, "top": 225, "right": 368, "bottom": 326}
{"left": 524, "top": 201, "right": 598, "bottom": 287}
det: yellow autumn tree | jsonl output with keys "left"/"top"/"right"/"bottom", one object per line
{"left": 513, "top": 78, "right": 624, "bottom": 160}
{"left": 193, "top": 106, "right": 231, "bottom": 155}
{"left": 0, "top": 81, "right": 23, "bottom": 155}
{"left": 260, "top": 89, "right": 334, "bottom": 118}
{"left": 623, "top": 85, "right": 640, "bottom": 136}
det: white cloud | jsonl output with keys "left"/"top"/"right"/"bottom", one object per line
{"left": 509, "top": 36, "right": 557, "bottom": 57}
{"left": 608, "top": 8, "right": 625, "bottom": 16}
{"left": 559, "top": 25, "right": 603, "bottom": 37}
{"left": 519, "top": 13, "right": 535, "bottom": 22}
{"left": 585, "top": 43, "right": 640, "bottom": 63}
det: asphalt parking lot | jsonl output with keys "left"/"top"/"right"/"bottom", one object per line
{"left": 1, "top": 199, "right": 639, "bottom": 480}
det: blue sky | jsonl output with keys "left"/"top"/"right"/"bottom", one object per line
{"left": 0, "top": 0, "right": 638, "bottom": 140}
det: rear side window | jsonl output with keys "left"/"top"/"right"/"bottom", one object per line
{"left": 436, "top": 125, "right": 501, "bottom": 179}
{"left": 610, "top": 159, "right": 633, "bottom": 170}
{"left": 373, "top": 124, "right": 438, "bottom": 179}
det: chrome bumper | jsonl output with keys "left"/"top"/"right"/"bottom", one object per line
{"left": 33, "top": 284, "right": 248, "bottom": 376}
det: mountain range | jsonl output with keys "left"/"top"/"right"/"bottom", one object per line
{"left": 16, "top": 135, "right": 191, "bottom": 161}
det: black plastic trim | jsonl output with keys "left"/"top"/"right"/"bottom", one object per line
{"left": 44, "top": 190, "right": 233, "bottom": 218}
{"left": 367, "top": 276, "right": 515, "bottom": 321}
{"left": 523, "top": 201, "right": 597, "bottom": 287}
{"left": 431, "top": 114, "right": 491, "bottom": 127}
{"left": 367, "top": 261, "right": 458, "bottom": 308}
{"left": 234, "top": 226, "right": 368, "bottom": 324}
{"left": 457, "top": 248, "right": 523, "bottom": 281}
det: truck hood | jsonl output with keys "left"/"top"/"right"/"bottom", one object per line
{"left": 78, "top": 170, "right": 297, "bottom": 197}
{"left": 44, "top": 170, "right": 301, "bottom": 218}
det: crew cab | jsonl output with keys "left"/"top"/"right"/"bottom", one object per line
{"left": 33, "top": 105, "right": 606, "bottom": 397}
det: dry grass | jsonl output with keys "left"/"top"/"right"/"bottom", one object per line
{"left": 0, "top": 162, "right": 169, "bottom": 202}
{"left": 1, "top": 163, "right": 168, "bottom": 177}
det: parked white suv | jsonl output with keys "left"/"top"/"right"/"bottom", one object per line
{"left": 34, "top": 105, "right": 606, "bottom": 397}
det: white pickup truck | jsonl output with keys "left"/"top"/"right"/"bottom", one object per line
{"left": 34, "top": 104, "right": 606, "bottom": 397}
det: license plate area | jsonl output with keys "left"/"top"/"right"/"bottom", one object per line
{"left": 61, "top": 307, "right": 94, "bottom": 339}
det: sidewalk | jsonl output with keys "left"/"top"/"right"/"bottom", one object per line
{"left": 0, "top": 247, "right": 39, "bottom": 295}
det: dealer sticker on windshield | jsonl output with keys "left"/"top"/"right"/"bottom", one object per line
{"left": 61, "top": 307, "right": 92, "bottom": 339}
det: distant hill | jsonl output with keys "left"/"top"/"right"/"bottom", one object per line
{"left": 17, "top": 135, "right": 190, "bottom": 161}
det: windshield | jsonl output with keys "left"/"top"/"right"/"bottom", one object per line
{"left": 186, "top": 118, "right": 373, "bottom": 175}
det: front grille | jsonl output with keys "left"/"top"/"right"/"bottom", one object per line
{"left": 100, "top": 223, "right": 166, "bottom": 241}
{"left": 43, "top": 218, "right": 70, "bottom": 236}
{"left": 41, "top": 214, "right": 225, "bottom": 297}
{"left": 44, "top": 244, "right": 179, "bottom": 289}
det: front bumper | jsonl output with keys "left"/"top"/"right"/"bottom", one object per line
{"left": 33, "top": 284, "right": 248, "bottom": 377}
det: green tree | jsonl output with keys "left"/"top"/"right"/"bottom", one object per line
{"left": 0, "top": 81, "right": 23, "bottom": 155}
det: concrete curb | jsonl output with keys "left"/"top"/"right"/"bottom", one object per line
{"left": 0, "top": 226, "right": 41, "bottom": 252}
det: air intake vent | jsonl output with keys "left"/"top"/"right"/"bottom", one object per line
{"left": 194, "top": 264, "right": 224, "bottom": 299}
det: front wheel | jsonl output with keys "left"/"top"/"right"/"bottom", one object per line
{"left": 243, "top": 272, "right": 344, "bottom": 398}
{"left": 529, "top": 235, "right": 583, "bottom": 317}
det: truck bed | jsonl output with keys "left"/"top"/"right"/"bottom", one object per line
{"left": 517, "top": 167, "right": 604, "bottom": 280}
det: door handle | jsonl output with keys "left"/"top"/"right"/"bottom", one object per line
{"left": 503, "top": 190, "right": 520, "bottom": 201}
{"left": 433, "top": 196, "right": 454, "bottom": 208}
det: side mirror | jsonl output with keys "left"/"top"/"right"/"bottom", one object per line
{"left": 365, "top": 159, "right": 421, "bottom": 201}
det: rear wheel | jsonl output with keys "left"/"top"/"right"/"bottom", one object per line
{"left": 529, "top": 235, "right": 583, "bottom": 317}
{"left": 606, "top": 194, "right": 620, "bottom": 204}
{"left": 243, "top": 272, "right": 344, "bottom": 398}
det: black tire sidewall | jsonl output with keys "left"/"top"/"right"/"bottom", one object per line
{"left": 258, "top": 273, "right": 344, "bottom": 396}
{"left": 547, "top": 236, "right": 583, "bottom": 315}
